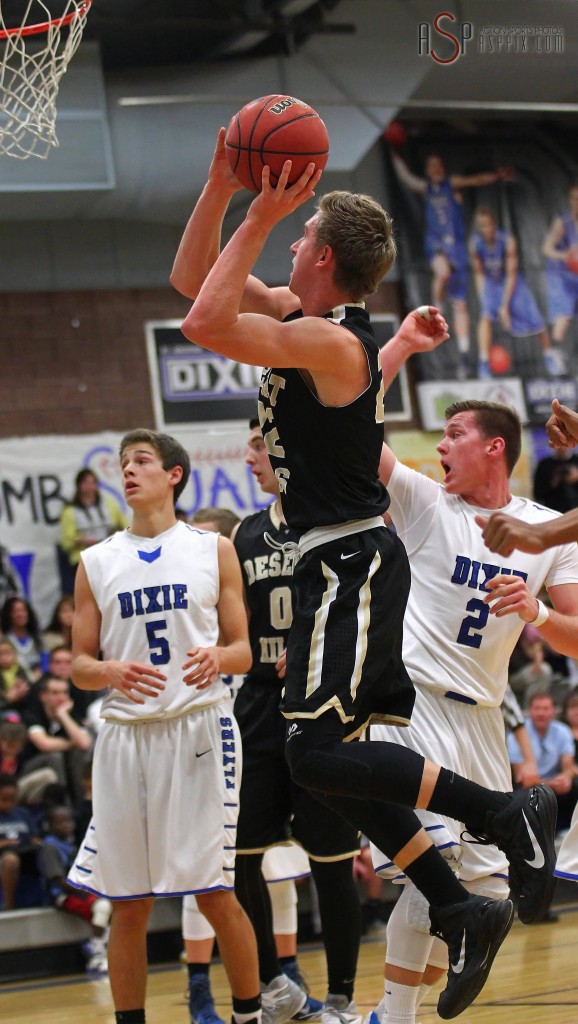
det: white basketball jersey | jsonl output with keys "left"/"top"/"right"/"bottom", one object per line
{"left": 387, "top": 460, "right": 578, "bottom": 706}
{"left": 82, "top": 521, "right": 230, "bottom": 722}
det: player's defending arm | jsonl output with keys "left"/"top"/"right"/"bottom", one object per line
{"left": 482, "top": 577, "right": 578, "bottom": 659}
{"left": 171, "top": 128, "right": 297, "bottom": 320}
{"left": 71, "top": 561, "right": 167, "bottom": 704}
{"left": 378, "top": 305, "right": 449, "bottom": 486}
{"left": 476, "top": 508, "right": 578, "bottom": 556}
{"left": 183, "top": 536, "right": 251, "bottom": 688}
{"left": 546, "top": 398, "right": 578, "bottom": 449}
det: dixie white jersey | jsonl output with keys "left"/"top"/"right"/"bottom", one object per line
{"left": 388, "top": 460, "right": 578, "bottom": 706}
{"left": 81, "top": 521, "right": 230, "bottom": 722}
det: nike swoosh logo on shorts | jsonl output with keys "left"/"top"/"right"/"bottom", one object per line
{"left": 451, "top": 932, "right": 466, "bottom": 975}
{"left": 340, "top": 552, "right": 358, "bottom": 559}
{"left": 522, "top": 810, "right": 545, "bottom": 868}
{"left": 196, "top": 749, "right": 212, "bottom": 758}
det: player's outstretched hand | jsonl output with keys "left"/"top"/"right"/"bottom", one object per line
{"left": 108, "top": 661, "right": 166, "bottom": 704}
{"left": 475, "top": 512, "right": 545, "bottom": 557}
{"left": 183, "top": 646, "right": 220, "bottom": 689}
{"left": 395, "top": 305, "right": 450, "bottom": 355}
{"left": 208, "top": 127, "right": 245, "bottom": 194}
{"left": 546, "top": 398, "right": 578, "bottom": 449}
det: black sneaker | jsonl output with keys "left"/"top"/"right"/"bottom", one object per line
{"left": 482, "top": 785, "right": 557, "bottom": 924}
{"left": 430, "top": 894, "right": 514, "bottom": 1020}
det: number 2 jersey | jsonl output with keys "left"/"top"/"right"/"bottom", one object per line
{"left": 233, "top": 501, "right": 297, "bottom": 685}
{"left": 81, "top": 521, "right": 230, "bottom": 722}
{"left": 388, "top": 459, "right": 578, "bottom": 706}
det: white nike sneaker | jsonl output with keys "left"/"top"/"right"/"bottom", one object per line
{"left": 321, "top": 995, "right": 362, "bottom": 1024}
{"left": 429, "top": 894, "right": 514, "bottom": 1019}
{"left": 261, "top": 975, "right": 307, "bottom": 1024}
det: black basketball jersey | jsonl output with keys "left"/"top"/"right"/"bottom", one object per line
{"left": 233, "top": 502, "right": 298, "bottom": 685}
{"left": 258, "top": 305, "right": 390, "bottom": 532}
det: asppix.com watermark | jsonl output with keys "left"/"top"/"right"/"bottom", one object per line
{"left": 418, "top": 13, "right": 565, "bottom": 63}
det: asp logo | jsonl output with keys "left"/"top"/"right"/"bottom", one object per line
{"left": 418, "top": 12, "right": 473, "bottom": 63}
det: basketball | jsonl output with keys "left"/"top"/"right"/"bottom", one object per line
{"left": 565, "top": 249, "right": 578, "bottom": 275}
{"left": 383, "top": 119, "right": 407, "bottom": 147}
{"left": 225, "top": 94, "right": 329, "bottom": 193}
{"left": 488, "top": 345, "right": 512, "bottom": 375}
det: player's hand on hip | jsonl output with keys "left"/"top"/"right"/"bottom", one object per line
{"left": 109, "top": 661, "right": 167, "bottom": 703}
{"left": 547, "top": 399, "right": 578, "bottom": 449}
{"left": 475, "top": 511, "right": 544, "bottom": 556}
{"left": 482, "top": 573, "right": 540, "bottom": 622}
{"left": 183, "top": 646, "right": 220, "bottom": 688}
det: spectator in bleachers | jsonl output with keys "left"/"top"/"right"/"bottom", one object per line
{"left": 0, "top": 638, "right": 31, "bottom": 714}
{"left": 0, "top": 773, "right": 42, "bottom": 909}
{"left": 507, "top": 690, "right": 578, "bottom": 831}
{"left": 40, "top": 803, "right": 110, "bottom": 973}
{"left": 509, "top": 622, "right": 554, "bottom": 707}
{"left": 24, "top": 676, "right": 91, "bottom": 806}
{"left": 41, "top": 595, "right": 74, "bottom": 653}
{"left": 0, "top": 597, "right": 44, "bottom": 683}
{"left": 562, "top": 689, "right": 578, "bottom": 762}
{"left": 59, "top": 468, "right": 127, "bottom": 588}
{"left": 0, "top": 717, "right": 57, "bottom": 807}
{"left": 0, "top": 544, "right": 21, "bottom": 609}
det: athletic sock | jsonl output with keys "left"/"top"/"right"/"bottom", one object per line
{"left": 310, "top": 857, "right": 360, "bottom": 1002}
{"left": 232, "top": 995, "right": 262, "bottom": 1024}
{"left": 403, "top": 845, "right": 466, "bottom": 909}
{"left": 115, "top": 1012, "right": 145, "bottom": 1023}
{"left": 383, "top": 980, "right": 418, "bottom": 1023}
{"left": 416, "top": 982, "right": 431, "bottom": 1008}
{"left": 427, "top": 767, "right": 510, "bottom": 833}
{"left": 188, "top": 963, "right": 210, "bottom": 979}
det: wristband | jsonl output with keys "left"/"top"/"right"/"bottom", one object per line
{"left": 528, "top": 599, "right": 550, "bottom": 627}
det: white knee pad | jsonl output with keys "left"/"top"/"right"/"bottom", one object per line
{"left": 385, "top": 884, "right": 435, "bottom": 974}
{"left": 270, "top": 879, "right": 298, "bottom": 936}
{"left": 182, "top": 893, "right": 216, "bottom": 942}
{"left": 462, "top": 876, "right": 509, "bottom": 901}
{"left": 91, "top": 897, "right": 112, "bottom": 931}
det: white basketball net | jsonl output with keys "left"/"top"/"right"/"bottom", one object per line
{"left": 0, "top": 0, "right": 91, "bottom": 159}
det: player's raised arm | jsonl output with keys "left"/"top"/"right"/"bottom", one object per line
{"left": 379, "top": 306, "right": 449, "bottom": 392}
{"left": 547, "top": 399, "right": 578, "bottom": 449}
{"left": 171, "top": 128, "right": 296, "bottom": 320}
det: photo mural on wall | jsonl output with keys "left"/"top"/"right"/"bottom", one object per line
{"left": 383, "top": 117, "right": 578, "bottom": 424}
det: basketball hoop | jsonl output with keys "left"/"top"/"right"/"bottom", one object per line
{"left": 0, "top": 0, "right": 92, "bottom": 159}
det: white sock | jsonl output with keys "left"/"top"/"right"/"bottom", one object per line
{"left": 457, "top": 336, "right": 470, "bottom": 354}
{"left": 416, "top": 982, "right": 431, "bottom": 1008}
{"left": 382, "top": 980, "right": 418, "bottom": 1023}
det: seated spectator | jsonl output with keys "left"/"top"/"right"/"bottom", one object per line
{"left": 24, "top": 676, "right": 92, "bottom": 806}
{"left": 0, "top": 544, "right": 21, "bottom": 608}
{"left": 509, "top": 623, "right": 554, "bottom": 706}
{"left": 40, "top": 804, "right": 110, "bottom": 974}
{"left": 0, "top": 773, "right": 42, "bottom": 909}
{"left": 34, "top": 645, "right": 94, "bottom": 724}
{"left": 0, "top": 717, "right": 58, "bottom": 807}
{"left": 0, "top": 638, "right": 31, "bottom": 714}
{"left": 0, "top": 596, "right": 45, "bottom": 683}
{"left": 41, "top": 595, "right": 74, "bottom": 653}
{"left": 501, "top": 683, "right": 540, "bottom": 789}
{"left": 59, "top": 468, "right": 127, "bottom": 588}
{"left": 507, "top": 690, "right": 578, "bottom": 831}
{"left": 562, "top": 689, "right": 578, "bottom": 761}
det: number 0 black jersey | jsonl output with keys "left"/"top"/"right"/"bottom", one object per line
{"left": 258, "top": 305, "right": 390, "bottom": 532}
{"left": 233, "top": 502, "right": 298, "bottom": 685}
